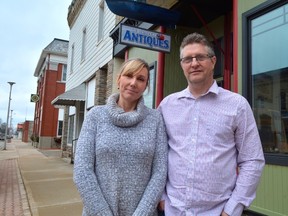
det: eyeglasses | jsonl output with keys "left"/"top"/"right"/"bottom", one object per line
{"left": 180, "top": 54, "right": 212, "bottom": 64}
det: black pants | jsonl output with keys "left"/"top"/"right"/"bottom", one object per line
{"left": 158, "top": 210, "right": 165, "bottom": 216}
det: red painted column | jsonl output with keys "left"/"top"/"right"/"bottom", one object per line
{"left": 156, "top": 26, "right": 165, "bottom": 107}
{"left": 224, "top": 13, "right": 231, "bottom": 90}
{"left": 125, "top": 49, "right": 129, "bottom": 60}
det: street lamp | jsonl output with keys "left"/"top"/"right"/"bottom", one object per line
{"left": 9, "top": 109, "right": 14, "bottom": 137}
{"left": 4, "top": 82, "right": 15, "bottom": 150}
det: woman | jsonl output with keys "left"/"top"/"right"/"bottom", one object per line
{"left": 73, "top": 58, "right": 168, "bottom": 216}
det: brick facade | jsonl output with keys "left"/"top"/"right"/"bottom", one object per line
{"left": 33, "top": 39, "right": 68, "bottom": 149}
{"left": 95, "top": 69, "right": 107, "bottom": 105}
{"left": 34, "top": 65, "right": 66, "bottom": 149}
{"left": 106, "top": 59, "right": 114, "bottom": 99}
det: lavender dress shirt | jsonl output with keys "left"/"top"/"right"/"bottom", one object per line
{"left": 158, "top": 81, "right": 265, "bottom": 216}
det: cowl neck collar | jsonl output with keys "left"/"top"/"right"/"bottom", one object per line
{"left": 106, "top": 93, "right": 148, "bottom": 127}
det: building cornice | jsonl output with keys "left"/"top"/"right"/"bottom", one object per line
{"left": 67, "top": 0, "right": 87, "bottom": 28}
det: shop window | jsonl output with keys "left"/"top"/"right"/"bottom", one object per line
{"left": 87, "top": 78, "right": 96, "bottom": 109}
{"left": 244, "top": 1, "right": 288, "bottom": 165}
{"left": 57, "top": 121, "right": 63, "bottom": 136}
{"left": 57, "top": 109, "right": 64, "bottom": 136}
{"left": 143, "top": 62, "right": 156, "bottom": 108}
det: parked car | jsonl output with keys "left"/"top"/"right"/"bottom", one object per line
{"left": 0, "top": 134, "right": 5, "bottom": 140}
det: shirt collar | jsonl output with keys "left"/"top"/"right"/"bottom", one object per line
{"left": 177, "top": 80, "right": 219, "bottom": 99}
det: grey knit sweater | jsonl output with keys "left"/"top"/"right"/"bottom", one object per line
{"left": 73, "top": 93, "right": 168, "bottom": 216}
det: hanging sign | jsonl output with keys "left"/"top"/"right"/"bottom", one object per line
{"left": 120, "top": 24, "right": 171, "bottom": 53}
{"left": 30, "top": 94, "right": 40, "bottom": 102}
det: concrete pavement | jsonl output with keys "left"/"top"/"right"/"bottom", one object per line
{"left": 0, "top": 139, "right": 83, "bottom": 216}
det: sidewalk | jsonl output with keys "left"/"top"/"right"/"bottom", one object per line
{"left": 0, "top": 139, "right": 83, "bottom": 216}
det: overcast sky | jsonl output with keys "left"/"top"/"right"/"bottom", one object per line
{"left": 0, "top": 0, "right": 71, "bottom": 128}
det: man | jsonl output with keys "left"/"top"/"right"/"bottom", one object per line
{"left": 158, "top": 32, "right": 265, "bottom": 216}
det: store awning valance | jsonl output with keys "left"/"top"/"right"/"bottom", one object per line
{"left": 51, "top": 83, "right": 86, "bottom": 106}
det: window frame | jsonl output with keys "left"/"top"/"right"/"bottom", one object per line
{"left": 242, "top": 0, "right": 288, "bottom": 166}
{"left": 70, "top": 44, "right": 75, "bottom": 74}
{"left": 81, "top": 27, "right": 87, "bottom": 61}
{"left": 143, "top": 61, "right": 157, "bottom": 109}
{"left": 62, "top": 64, "right": 67, "bottom": 81}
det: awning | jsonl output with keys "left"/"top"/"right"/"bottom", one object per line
{"left": 105, "top": 0, "right": 181, "bottom": 29}
{"left": 51, "top": 83, "right": 86, "bottom": 106}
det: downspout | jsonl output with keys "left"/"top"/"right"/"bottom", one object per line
{"left": 40, "top": 54, "right": 50, "bottom": 137}
{"left": 47, "top": 53, "right": 51, "bottom": 70}
{"left": 156, "top": 26, "right": 165, "bottom": 107}
{"left": 32, "top": 83, "right": 39, "bottom": 144}
{"left": 233, "top": 0, "right": 238, "bottom": 92}
{"left": 36, "top": 82, "right": 41, "bottom": 138}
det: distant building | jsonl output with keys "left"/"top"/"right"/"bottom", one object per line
{"left": 16, "top": 123, "right": 24, "bottom": 140}
{"left": 17, "top": 123, "right": 24, "bottom": 140}
{"left": 33, "top": 38, "right": 68, "bottom": 149}
{"left": 17, "top": 121, "right": 34, "bottom": 142}
{"left": 51, "top": 0, "right": 117, "bottom": 153}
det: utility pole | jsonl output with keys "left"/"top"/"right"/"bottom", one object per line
{"left": 4, "top": 82, "right": 15, "bottom": 150}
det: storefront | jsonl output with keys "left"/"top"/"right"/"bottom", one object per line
{"left": 242, "top": 1, "right": 288, "bottom": 214}
{"left": 107, "top": 0, "right": 288, "bottom": 215}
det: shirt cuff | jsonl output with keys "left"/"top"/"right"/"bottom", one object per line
{"left": 224, "top": 198, "right": 244, "bottom": 216}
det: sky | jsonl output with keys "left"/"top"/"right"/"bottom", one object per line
{"left": 0, "top": 0, "right": 71, "bottom": 128}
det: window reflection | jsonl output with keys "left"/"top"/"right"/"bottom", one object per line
{"left": 253, "top": 70, "right": 288, "bottom": 153}
{"left": 251, "top": 3, "right": 288, "bottom": 154}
